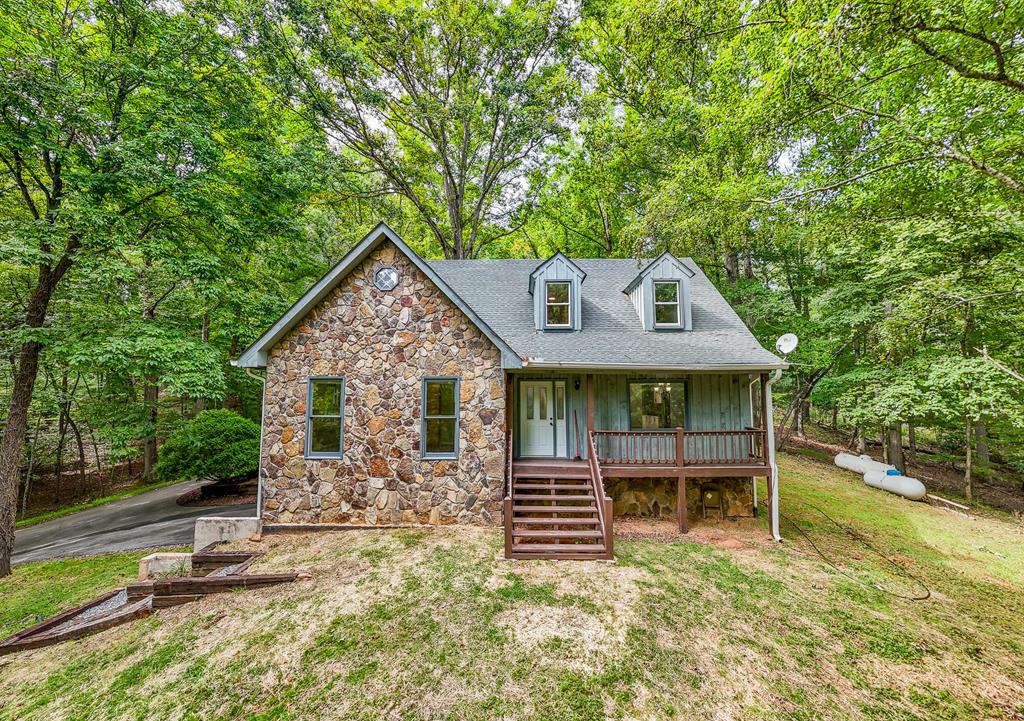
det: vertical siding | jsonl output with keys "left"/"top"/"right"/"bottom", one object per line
{"left": 512, "top": 371, "right": 755, "bottom": 460}
{"left": 628, "top": 254, "right": 694, "bottom": 331}
{"left": 531, "top": 255, "right": 585, "bottom": 331}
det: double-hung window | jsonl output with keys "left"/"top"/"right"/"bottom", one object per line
{"left": 306, "top": 377, "right": 345, "bottom": 457}
{"left": 653, "top": 280, "right": 681, "bottom": 327}
{"left": 422, "top": 377, "right": 459, "bottom": 459}
{"left": 545, "top": 281, "right": 571, "bottom": 328}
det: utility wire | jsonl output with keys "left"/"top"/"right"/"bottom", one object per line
{"left": 761, "top": 499, "right": 932, "bottom": 601}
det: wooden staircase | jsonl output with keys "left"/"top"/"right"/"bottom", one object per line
{"left": 504, "top": 459, "right": 613, "bottom": 560}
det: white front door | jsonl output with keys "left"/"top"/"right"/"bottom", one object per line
{"left": 520, "top": 381, "right": 555, "bottom": 457}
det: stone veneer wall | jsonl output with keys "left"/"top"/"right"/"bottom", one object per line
{"left": 605, "top": 477, "right": 754, "bottom": 520}
{"left": 260, "top": 241, "right": 506, "bottom": 526}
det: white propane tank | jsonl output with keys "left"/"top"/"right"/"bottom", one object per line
{"left": 863, "top": 469, "right": 927, "bottom": 501}
{"left": 834, "top": 453, "right": 897, "bottom": 475}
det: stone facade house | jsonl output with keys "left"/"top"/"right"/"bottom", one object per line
{"left": 235, "top": 223, "right": 786, "bottom": 560}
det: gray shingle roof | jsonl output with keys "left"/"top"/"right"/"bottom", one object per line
{"left": 430, "top": 258, "right": 784, "bottom": 370}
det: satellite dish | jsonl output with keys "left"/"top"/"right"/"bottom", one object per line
{"left": 776, "top": 333, "right": 799, "bottom": 356}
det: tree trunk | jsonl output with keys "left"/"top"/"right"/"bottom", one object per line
{"left": 142, "top": 375, "right": 159, "bottom": 480}
{"left": 724, "top": 249, "right": 739, "bottom": 284}
{"left": 964, "top": 418, "right": 973, "bottom": 504}
{"left": 887, "top": 424, "right": 904, "bottom": 472}
{"left": 68, "top": 415, "right": 87, "bottom": 495}
{"left": 88, "top": 428, "right": 104, "bottom": 496}
{"left": 854, "top": 428, "right": 866, "bottom": 454}
{"left": 0, "top": 325, "right": 50, "bottom": 575}
{"left": 830, "top": 405, "right": 838, "bottom": 430}
{"left": 54, "top": 404, "right": 68, "bottom": 505}
{"left": 974, "top": 423, "right": 989, "bottom": 474}
{"left": 20, "top": 415, "right": 43, "bottom": 520}
{"left": 908, "top": 424, "right": 916, "bottom": 461}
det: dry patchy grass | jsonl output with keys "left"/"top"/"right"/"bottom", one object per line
{"left": 1, "top": 454, "right": 1023, "bottom": 720}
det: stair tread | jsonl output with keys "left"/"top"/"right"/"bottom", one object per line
{"left": 510, "top": 542, "right": 606, "bottom": 552}
{"left": 513, "top": 494, "right": 594, "bottom": 501}
{"left": 512, "top": 529, "right": 603, "bottom": 538}
{"left": 513, "top": 483, "right": 592, "bottom": 490}
{"left": 512, "top": 505, "right": 598, "bottom": 513}
{"left": 512, "top": 517, "right": 600, "bottom": 525}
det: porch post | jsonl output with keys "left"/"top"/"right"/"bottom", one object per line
{"left": 758, "top": 373, "right": 769, "bottom": 455}
{"left": 503, "top": 372, "right": 514, "bottom": 558}
{"left": 754, "top": 372, "right": 768, "bottom": 515}
{"left": 586, "top": 374, "right": 595, "bottom": 432}
{"left": 677, "top": 474, "right": 688, "bottom": 533}
{"left": 676, "top": 427, "right": 688, "bottom": 533}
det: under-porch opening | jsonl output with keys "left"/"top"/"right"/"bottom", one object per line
{"left": 503, "top": 370, "right": 778, "bottom": 560}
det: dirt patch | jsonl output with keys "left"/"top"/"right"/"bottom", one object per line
{"left": 615, "top": 515, "right": 768, "bottom": 551}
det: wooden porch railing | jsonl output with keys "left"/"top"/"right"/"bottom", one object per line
{"left": 587, "top": 431, "right": 614, "bottom": 559}
{"left": 591, "top": 428, "right": 767, "bottom": 467}
{"left": 503, "top": 422, "right": 514, "bottom": 558}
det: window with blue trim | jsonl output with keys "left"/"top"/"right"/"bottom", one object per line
{"left": 422, "top": 378, "right": 459, "bottom": 458}
{"left": 306, "top": 377, "right": 345, "bottom": 457}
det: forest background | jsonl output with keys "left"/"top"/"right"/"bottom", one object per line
{"left": 2, "top": 0, "right": 1022, "bottom": 575}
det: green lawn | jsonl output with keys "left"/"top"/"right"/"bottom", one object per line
{"left": 0, "top": 551, "right": 157, "bottom": 639}
{"left": 16, "top": 480, "right": 181, "bottom": 529}
{"left": 1, "top": 453, "right": 1022, "bottom": 720}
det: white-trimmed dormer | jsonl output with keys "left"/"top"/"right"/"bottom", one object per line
{"left": 624, "top": 252, "right": 694, "bottom": 331}
{"left": 528, "top": 252, "right": 586, "bottom": 331}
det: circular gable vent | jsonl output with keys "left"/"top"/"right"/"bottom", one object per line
{"left": 374, "top": 266, "right": 399, "bottom": 291}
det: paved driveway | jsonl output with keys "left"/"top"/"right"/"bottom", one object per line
{"left": 13, "top": 480, "right": 256, "bottom": 565}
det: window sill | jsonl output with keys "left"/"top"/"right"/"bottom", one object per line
{"left": 422, "top": 453, "right": 459, "bottom": 461}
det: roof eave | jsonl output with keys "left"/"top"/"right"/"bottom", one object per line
{"left": 519, "top": 359, "right": 788, "bottom": 372}
{"left": 234, "top": 221, "right": 523, "bottom": 369}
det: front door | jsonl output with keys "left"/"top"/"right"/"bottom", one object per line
{"left": 520, "top": 381, "right": 556, "bottom": 457}
{"left": 520, "top": 383, "right": 569, "bottom": 456}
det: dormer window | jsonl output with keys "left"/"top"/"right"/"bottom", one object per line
{"left": 653, "top": 281, "right": 680, "bottom": 327}
{"left": 529, "top": 252, "right": 586, "bottom": 332}
{"left": 624, "top": 252, "right": 694, "bottom": 331}
{"left": 545, "top": 281, "right": 572, "bottom": 328}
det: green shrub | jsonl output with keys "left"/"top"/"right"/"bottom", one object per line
{"left": 155, "top": 409, "right": 260, "bottom": 483}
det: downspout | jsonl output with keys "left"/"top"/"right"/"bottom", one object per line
{"left": 243, "top": 366, "right": 267, "bottom": 521}
{"left": 748, "top": 377, "right": 759, "bottom": 512}
{"left": 764, "top": 368, "right": 783, "bottom": 542}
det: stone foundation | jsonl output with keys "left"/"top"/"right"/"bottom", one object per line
{"left": 605, "top": 476, "right": 755, "bottom": 520}
{"left": 259, "top": 241, "right": 506, "bottom": 526}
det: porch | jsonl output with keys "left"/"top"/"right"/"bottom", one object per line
{"left": 503, "top": 371, "right": 777, "bottom": 560}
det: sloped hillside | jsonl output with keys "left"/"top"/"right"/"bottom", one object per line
{"left": 1, "top": 453, "right": 1022, "bottom": 721}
